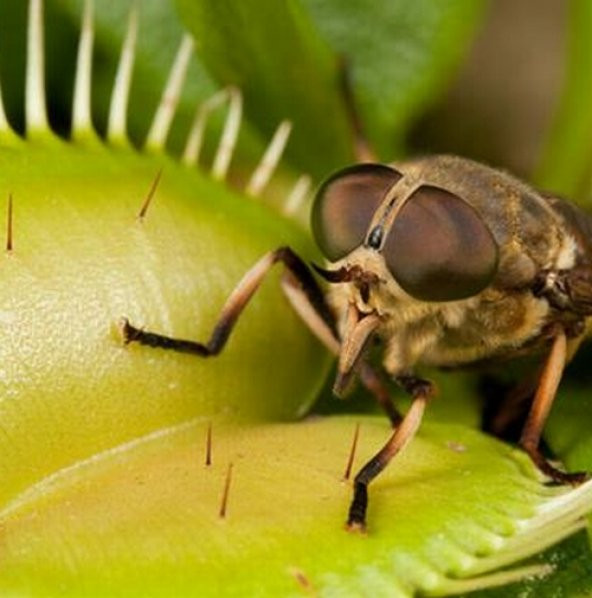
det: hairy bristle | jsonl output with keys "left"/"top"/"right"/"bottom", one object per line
{"left": 145, "top": 35, "right": 194, "bottom": 152}
{"left": 205, "top": 422, "right": 212, "bottom": 467}
{"left": 72, "top": 0, "right": 95, "bottom": 140}
{"left": 343, "top": 422, "right": 360, "bottom": 481}
{"left": 211, "top": 87, "right": 242, "bottom": 181}
{"left": 246, "top": 120, "right": 292, "bottom": 197}
{"left": 6, "top": 194, "right": 13, "bottom": 252}
{"left": 289, "top": 568, "right": 315, "bottom": 594}
{"left": 218, "top": 462, "right": 233, "bottom": 519}
{"left": 283, "top": 174, "right": 311, "bottom": 216}
{"left": 182, "top": 89, "right": 229, "bottom": 167}
{"left": 107, "top": 3, "right": 138, "bottom": 144}
{"left": 26, "top": 0, "right": 49, "bottom": 135}
{"left": 137, "top": 168, "right": 163, "bottom": 220}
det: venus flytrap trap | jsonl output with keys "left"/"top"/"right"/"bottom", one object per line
{"left": 0, "top": 0, "right": 330, "bottom": 501}
{"left": 1, "top": 0, "right": 592, "bottom": 596}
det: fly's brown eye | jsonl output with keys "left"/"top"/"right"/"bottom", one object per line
{"left": 383, "top": 186, "right": 499, "bottom": 301}
{"left": 312, "top": 164, "right": 402, "bottom": 261}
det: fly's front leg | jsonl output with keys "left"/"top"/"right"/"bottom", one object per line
{"left": 347, "top": 375, "right": 434, "bottom": 532}
{"left": 121, "top": 246, "right": 402, "bottom": 425}
{"left": 121, "top": 247, "right": 336, "bottom": 357}
{"left": 519, "top": 325, "right": 588, "bottom": 484}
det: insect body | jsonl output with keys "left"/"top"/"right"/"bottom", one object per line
{"left": 122, "top": 153, "right": 592, "bottom": 531}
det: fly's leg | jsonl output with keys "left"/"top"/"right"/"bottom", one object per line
{"left": 121, "top": 247, "right": 335, "bottom": 356}
{"left": 347, "top": 375, "right": 433, "bottom": 532}
{"left": 280, "top": 265, "right": 401, "bottom": 426}
{"left": 358, "top": 364, "right": 402, "bottom": 427}
{"left": 121, "top": 246, "right": 402, "bottom": 425}
{"left": 485, "top": 370, "right": 540, "bottom": 440}
{"left": 519, "top": 325, "right": 588, "bottom": 484}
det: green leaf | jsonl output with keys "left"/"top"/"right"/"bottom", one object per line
{"left": 0, "top": 0, "right": 76, "bottom": 135}
{"left": 0, "top": 0, "right": 267, "bottom": 168}
{"left": 534, "top": 0, "right": 592, "bottom": 202}
{"left": 546, "top": 384, "right": 592, "bottom": 473}
{"left": 176, "top": 0, "right": 486, "bottom": 175}
{"left": 457, "top": 532, "right": 592, "bottom": 598}
{"left": 301, "top": 0, "right": 488, "bottom": 160}
{"left": 175, "top": 0, "right": 355, "bottom": 178}
{"left": 2, "top": 416, "right": 591, "bottom": 596}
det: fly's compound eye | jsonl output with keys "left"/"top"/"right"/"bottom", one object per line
{"left": 383, "top": 185, "right": 499, "bottom": 302}
{"left": 312, "top": 163, "right": 402, "bottom": 261}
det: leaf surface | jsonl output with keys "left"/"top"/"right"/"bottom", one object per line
{"left": 3, "top": 416, "right": 591, "bottom": 597}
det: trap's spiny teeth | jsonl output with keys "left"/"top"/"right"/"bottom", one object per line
{"left": 211, "top": 86, "right": 242, "bottom": 181}
{"left": 72, "top": 0, "right": 96, "bottom": 141}
{"left": 432, "top": 563, "right": 553, "bottom": 597}
{"left": 26, "top": 0, "right": 50, "bottom": 137}
{"left": 15, "top": 0, "right": 303, "bottom": 219}
{"left": 182, "top": 88, "right": 230, "bottom": 167}
{"left": 246, "top": 119, "right": 292, "bottom": 197}
{"left": 107, "top": 2, "right": 138, "bottom": 145}
{"left": 283, "top": 174, "right": 312, "bottom": 216}
{"left": 145, "top": 34, "right": 194, "bottom": 152}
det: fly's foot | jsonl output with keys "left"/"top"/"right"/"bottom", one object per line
{"left": 346, "top": 481, "right": 368, "bottom": 533}
{"left": 524, "top": 446, "right": 589, "bottom": 486}
{"left": 119, "top": 317, "right": 141, "bottom": 344}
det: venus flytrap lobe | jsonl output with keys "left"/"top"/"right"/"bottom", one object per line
{"left": 0, "top": 0, "right": 328, "bottom": 508}
{"left": 1, "top": 0, "right": 592, "bottom": 596}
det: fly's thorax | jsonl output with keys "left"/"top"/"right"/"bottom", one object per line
{"left": 377, "top": 285, "right": 551, "bottom": 375}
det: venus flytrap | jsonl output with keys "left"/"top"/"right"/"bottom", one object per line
{"left": 0, "top": 1, "right": 591, "bottom": 596}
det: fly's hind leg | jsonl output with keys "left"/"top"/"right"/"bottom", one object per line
{"left": 347, "top": 375, "right": 433, "bottom": 532}
{"left": 519, "top": 325, "right": 588, "bottom": 484}
{"left": 121, "top": 246, "right": 402, "bottom": 425}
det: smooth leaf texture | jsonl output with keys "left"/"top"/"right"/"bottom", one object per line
{"left": 2, "top": 416, "right": 592, "bottom": 597}
{"left": 546, "top": 385, "right": 592, "bottom": 474}
{"left": 0, "top": 139, "right": 330, "bottom": 507}
{"left": 535, "top": 0, "right": 592, "bottom": 202}
{"left": 300, "top": 0, "right": 487, "bottom": 160}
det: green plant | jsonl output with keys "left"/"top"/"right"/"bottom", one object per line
{"left": 1, "top": 1, "right": 592, "bottom": 596}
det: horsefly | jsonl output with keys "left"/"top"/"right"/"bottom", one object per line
{"left": 122, "top": 150, "right": 592, "bottom": 531}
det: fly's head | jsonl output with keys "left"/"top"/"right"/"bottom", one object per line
{"left": 311, "top": 160, "right": 501, "bottom": 391}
